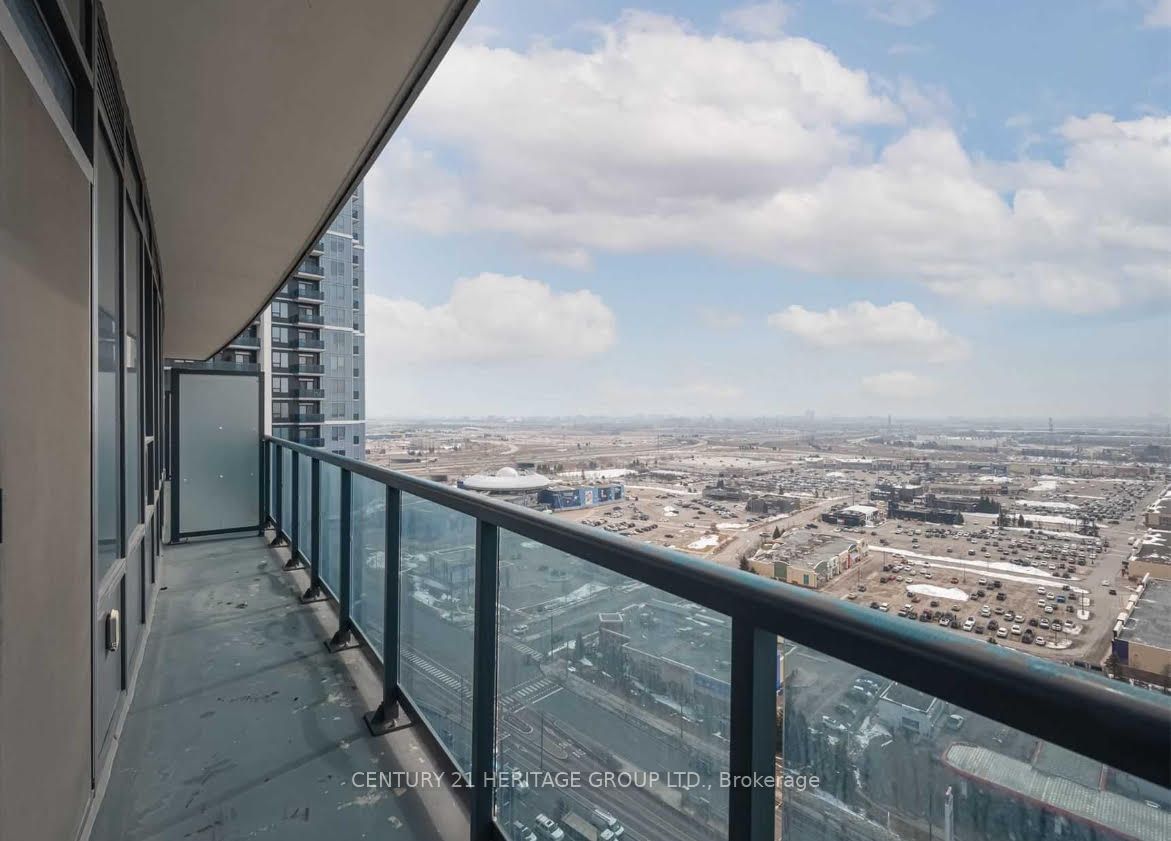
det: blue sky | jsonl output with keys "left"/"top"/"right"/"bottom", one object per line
{"left": 361, "top": 1, "right": 1170, "bottom": 419}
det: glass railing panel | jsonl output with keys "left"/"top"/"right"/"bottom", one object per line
{"left": 279, "top": 445, "right": 292, "bottom": 536}
{"left": 494, "top": 531, "right": 731, "bottom": 841}
{"left": 350, "top": 475, "right": 386, "bottom": 651}
{"left": 777, "top": 642, "right": 1171, "bottom": 841}
{"left": 296, "top": 452, "right": 312, "bottom": 561}
{"left": 319, "top": 463, "right": 341, "bottom": 594}
{"left": 399, "top": 492, "right": 477, "bottom": 771}
{"left": 267, "top": 442, "right": 276, "bottom": 521}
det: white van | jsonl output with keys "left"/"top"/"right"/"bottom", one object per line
{"left": 590, "top": 809, "right": 624, "bottom": 838}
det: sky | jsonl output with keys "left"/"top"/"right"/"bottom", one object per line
{"left": 360, "top": 0, "right": 1171, "bottom": 420}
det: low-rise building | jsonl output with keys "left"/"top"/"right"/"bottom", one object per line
{"left": 875, "top": 683, "right": 941, "bottom": 734}
{"left": 753, "top": 532, "right": 868, "bottom": 589}
{"left": 1144, "top": 487, "right": 1171, "bottom": 531}
{"left": 1126, "top": 530, "right": 1171, "bottom": 581}
{"left": 1112, "top": 576, "right": 1171, "bottom": 689}
{"left": 538, "top": 482, "right": 624, "bottom": 510}
{"left": 745, "top": 494, "right": 800, "bottom": 515}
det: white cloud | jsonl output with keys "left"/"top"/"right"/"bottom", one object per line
{"left": 861, "top": 370, "right": 936, "bottom": 399}
{"left": 844, "top": 0, "right": 936, "bottom": 26}
{"left": 720, "top": 2, "right": 792, "bottom": 37}
{"left": 1144, "top": 0, "right": 1171, "bottom": 27}
{"left": 887, "top": 42, "right": 930, "bottom": 56}
{"left": 371, "top": 13, "right": 1171, "bottom": 314}
{"left": 365, "top": 273, "right": 616, "bottom": 365}
{"left": 696, "top": 307, "right": 745, "bottom": 330}
{"left": 767, "top": 300, "right": 969, "bottom": 361}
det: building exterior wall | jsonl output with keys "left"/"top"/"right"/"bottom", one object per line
{"left": 1128, "top": 558, "right": 1171, "bottom": 581}
{"left": 0, "top": 32, "right": 94, "bottom": 841}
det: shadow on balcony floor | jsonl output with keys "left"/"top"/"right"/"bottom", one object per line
{"left": 91, "top": 533, "right": 464, "bottom": 841}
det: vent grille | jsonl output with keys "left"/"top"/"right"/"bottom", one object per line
{"left": 94, "top": 10, "right": 123, "bottom": 158}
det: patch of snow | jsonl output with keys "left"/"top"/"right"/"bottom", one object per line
{"left": 688, "top": 535, "right": 720, "bottom": 550}
{"left": 907, "top": 583, "right": 969, "bottom": 601}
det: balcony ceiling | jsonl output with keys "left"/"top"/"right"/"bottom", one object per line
{"left": 103, "top": 0, "right": 472, "bottom": 359}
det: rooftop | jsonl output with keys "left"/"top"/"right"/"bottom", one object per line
{"left": 1131, "top": 530, "right": 1171, "bottom": 566}
{"left": 945, "top": 744, "right": 1171, "bottom": 841}
{"left": 879, "top": 682, "right": 937, "bottom": 713}
{"left": 1116, "top": 578, "right": 1171, "bottom": 651}
{"left": 459, "top": 466, "right": 550, "bottom": 492}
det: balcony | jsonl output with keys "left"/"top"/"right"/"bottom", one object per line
{"left": 290, "top": 387, "right": 326, "bottom": 399}
{"left": 273, "top": 335, "right": 326, "bottom": 350}
{"left": 102, "top": 435, "right": 1167, "bottom": 841}
{"left": 295, "top": 260, "right": 326, "bottom": 278}
{"left": 88, "top": 534, "right": 464, "bottom": 841}
{"left": 284, "top": 412, "right": 325, "bottom": 424}
{"left": 274, "top": 309, "right": 325, "bottom": 326}
{"left": 227, "top": 334, "right": 261, "bottom": 349}
{"left": 278, "top": 282, "right": 325, "bottom": 302}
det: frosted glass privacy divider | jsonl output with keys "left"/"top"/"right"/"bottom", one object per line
{"left": 170, "top": 368, "right": 261, "bottom": 540}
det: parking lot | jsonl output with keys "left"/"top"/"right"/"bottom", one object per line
{"left": 824, "top": 520, "right": 1102, "bottom": 657}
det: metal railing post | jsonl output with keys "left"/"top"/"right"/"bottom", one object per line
{"left": 326, "top": 468, "right": 356, "bottom": 651}
{"left": 302, "top": 457, "right": 324, "bottom": 603}
{"left": 728, "top": 619, "right": 777, "bottom": 841}
{"left": 365, "top": 485, "right": 401, "bottom": 736}
{"left": 285, "top": 452, "right": 302, "bottom": 569}
{"left": 470, "top": 520, "right": 499, "bottom": 841}
{"left": 269, "top": 444, "right": 286, "bottom": 546}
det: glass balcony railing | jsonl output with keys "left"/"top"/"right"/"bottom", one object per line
{"left": 263, "top": 436, "right": 1171, "bottom": 841}
{"left": 277, "top": 282, "right": 324, "bottom": 301}
{"left": 226, "top": 334, "right": 260, "bottom": 348}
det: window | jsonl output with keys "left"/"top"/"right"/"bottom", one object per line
{"left": 2, "top": 0, "right": 75, "bottom": 124}
{"left": 273, "top": 377, "right": 289, "bottom": 394}
{"left": 353, "top": 390, "right": 360, "bottom": 400}
{"left": 95, "top": 135, "right": 121, "bottom": 574}
{"left": 272, "top": 351, "right": 289, "bottom": 369}
{"left": 353, "top": 436, "right": 360, "bottom": 445}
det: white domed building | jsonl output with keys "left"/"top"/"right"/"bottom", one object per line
{"left": 458, "top": 466, "right": 551, "bottom": 496}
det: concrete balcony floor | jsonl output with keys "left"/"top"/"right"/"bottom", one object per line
{"left": 91, "top": 533, "right": 463, "bottom": 841}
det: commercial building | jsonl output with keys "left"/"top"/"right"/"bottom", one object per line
{"left": 745, "top": 494, "right": 800, "bottom": 515}
{"left": 539, "top": 482, "right": 624, "bottom": 510}
{"left": 821, "top": 503, "right": 881, "bottom": 527}
{"left": 875, "top": 683, "right": 941, "bottom": 734}
{"left": 1112, "top": 577, "right": 1171, "bottom": 689}
{"left": 1126, "top": 530, "right": 1171, "bottom": 582}
{"left": 752, "top": 532, "right": 868, "bottom": 589}
{"left": 1144, "top": 488, "right": 1171, "bottom": 531}
{"left": 887, "top": 500, "right": 965, "bottom": 525}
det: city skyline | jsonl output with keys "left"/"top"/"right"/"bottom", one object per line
{"left": 359, "top": 1, "right": 1170, "bottom": 420}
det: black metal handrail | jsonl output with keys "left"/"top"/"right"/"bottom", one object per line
{"left": 262, "top": 435, "right": 1171, "bottom": 826}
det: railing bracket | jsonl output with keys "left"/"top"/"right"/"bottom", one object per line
{"left": 300, "top": 582, "right": 325, "bottom": 603}
{"left": 324, "top": 622, "right": 357, "bottom": 653}
{"left": 283, "top": 554, "right": 304, "bottom": 571}
{"left": 363, "top": 698, "right": 401, "bottom": 737}
{"left": 269, "top": 533, "right": 287, "bottom": 548}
